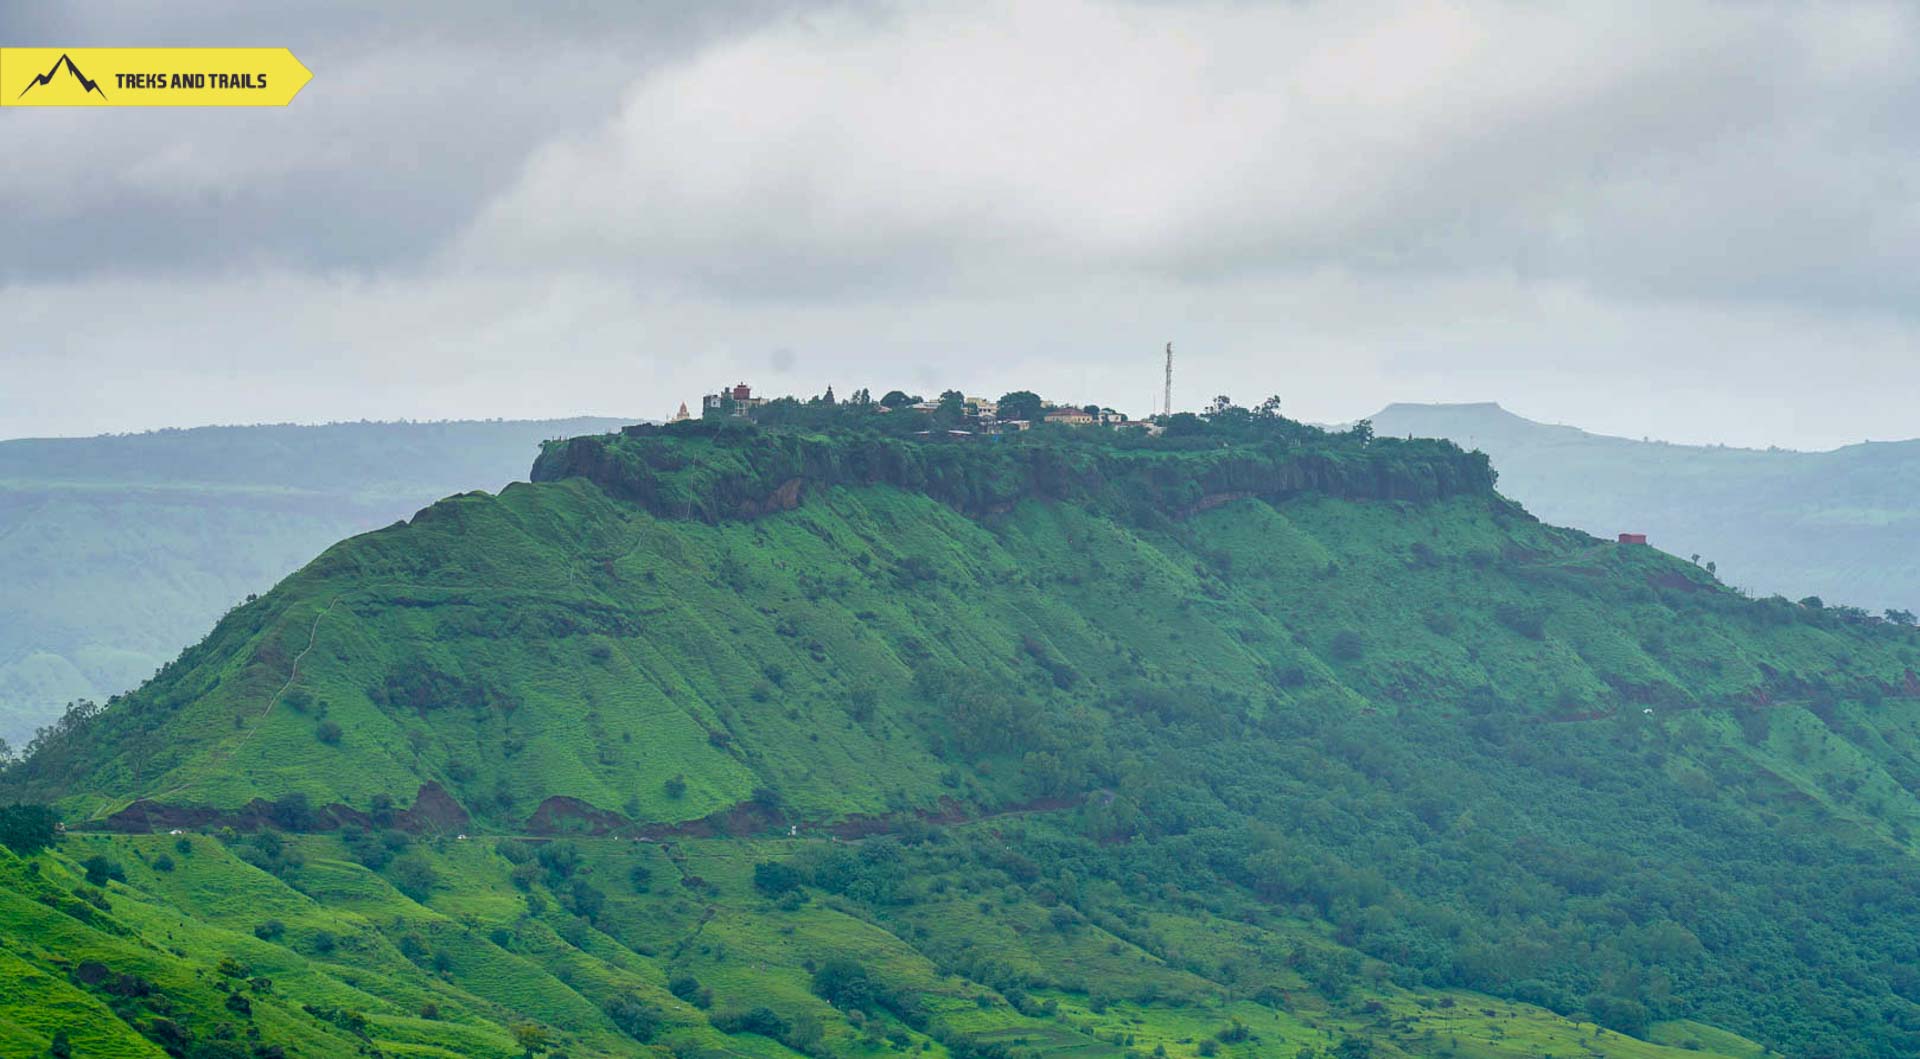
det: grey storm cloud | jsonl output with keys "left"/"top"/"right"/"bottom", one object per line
{"left": 2, "top": 1, "right": 1919, "bottom": 450}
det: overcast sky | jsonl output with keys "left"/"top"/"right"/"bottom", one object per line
{"left": 3, "top": 1, "right": 1918, "bottom": 450}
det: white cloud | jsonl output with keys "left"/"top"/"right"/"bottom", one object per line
{"left": 459, "top": 1, "right": 1920, "bottom": 306}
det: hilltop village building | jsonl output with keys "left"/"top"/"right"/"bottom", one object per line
{"left": 1043, "top": 405, "right": 1157, "bottom": 432}
{"left": 702, "top": 382, "right": 767, "bottom": 417}
{"left": 678, "top": 383, "right": 1158, "bottom": 434}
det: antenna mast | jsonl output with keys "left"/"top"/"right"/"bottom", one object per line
{"left": 1162, "top": 342, "right": 1173, "bottom": 418}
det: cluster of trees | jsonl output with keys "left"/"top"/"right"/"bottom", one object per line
{"left": 703, "top": 946, "right": 919, "bottom": 1052}
{"left": 1794, "top": 594, "right": 1920, "bottom": 629}
{"left": 0, "top": 698, "right": 106, "bottom": 777}
{"left": 0, "top": 802, "right": 59, "bottom": 855}
{"left": 732, "top": 386, "right": 1048, "bottom": 436}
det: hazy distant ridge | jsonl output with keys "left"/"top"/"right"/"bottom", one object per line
{"left": 1368, "top": 402, "right": 1920, "bottom": 612}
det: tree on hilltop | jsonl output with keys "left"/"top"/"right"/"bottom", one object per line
{"left": 997, "top": 391, "right": 1043, "bottom": 422}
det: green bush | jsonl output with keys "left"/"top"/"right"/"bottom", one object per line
{"left": 712, "top": 1006, "right": 789, "bottom": 1039}
{"left": 1494, "top": 602, "right": 1548, "bottom": 639}
{"left": 812, "top": 957, "right": 877, "bottom": 1012}
{"left": 752, "top": 860, "right": 803, "bottom": 897}
{"left": 81, "top": 854, "right": 123, "bottom": 887}
{"left": 669, "top": 973, "right": 711, "bottom": 1009}
{"left": 388, "top": 854, "right": 439, "bottom": 901}
{"left": 605, "top": 995, "right": 662, "bottom": 1042}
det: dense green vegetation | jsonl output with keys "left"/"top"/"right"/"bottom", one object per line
{"left": 3, "top": 404, "right": 1918, "bottom": 1057}
{"left": 529, "top": 413, "right": 1488, "bottom": 523}
{"left": 0, "top": 417, "right": 630, "bottom": 745}
{"left": 1367, "top": 402, "right": 1920, "bottom": 615}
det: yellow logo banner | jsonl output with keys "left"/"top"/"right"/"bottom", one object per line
{"left": 1, "top": 48, "right": 311, "bottom": 107}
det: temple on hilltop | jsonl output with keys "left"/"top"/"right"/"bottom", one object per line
{"left": 702, "top": 382, "right": 766, "bottom": 417}
{"left": 670, "top": 402, "right": 691, "bottom": 423}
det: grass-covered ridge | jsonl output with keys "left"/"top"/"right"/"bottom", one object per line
{"left": 4, "top": 411, "right": 1920, "bottom": 1057}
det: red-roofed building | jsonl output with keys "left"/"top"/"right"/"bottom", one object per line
{"left": 703, "top": 382, "right": 767, "bottom": 417}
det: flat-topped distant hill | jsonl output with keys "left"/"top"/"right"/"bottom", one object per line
{"left": 1367, "top": 402, "right": 1920, "bottom": 614}
{"left": 0, "top": 417, "right": 633, "bottom": 745}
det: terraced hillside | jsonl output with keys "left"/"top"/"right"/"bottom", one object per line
{"left": 4, "top": 410, "right": 1918, "bottom": 1058}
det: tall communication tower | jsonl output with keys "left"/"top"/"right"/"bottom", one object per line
{"left": 1162, "top": 342, "right": 1174, "bottom": 418}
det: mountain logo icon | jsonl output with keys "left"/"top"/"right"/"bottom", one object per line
{"left": 18, "top": 53, "right": 107, "bottom": 100}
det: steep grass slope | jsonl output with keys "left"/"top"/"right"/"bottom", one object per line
{"left": 0, "top": 417, "right": 632, "bottom": 744}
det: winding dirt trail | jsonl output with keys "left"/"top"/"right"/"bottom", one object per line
{"left": 146, "top": 595, "right": 342, "bottom": 804}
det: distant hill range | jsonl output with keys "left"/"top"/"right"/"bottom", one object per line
{"left": 0, "top": 418, "right": 632, "bottom": 745}
{"left": 1367, "top": 402, "right": 1920, "bottom": 614}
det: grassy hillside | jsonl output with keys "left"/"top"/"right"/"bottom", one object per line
{"left": 0, "top": 418, "right": 632, "bottom": 746}
{"left": 5, "top": 409, "right": 1919, "bottom": 1057}
{"left": 1367, "top": 402, "right": 1920, "bottom": 614}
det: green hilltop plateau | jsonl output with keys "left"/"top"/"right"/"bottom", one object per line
{"left": 3, "top": 398, "right": 1919, "bottom": 1059}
